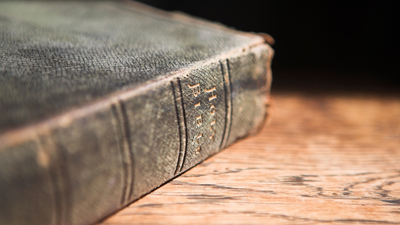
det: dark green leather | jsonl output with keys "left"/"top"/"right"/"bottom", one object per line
{"left": 0, "top": 1, "right": 273, "bottom": 225}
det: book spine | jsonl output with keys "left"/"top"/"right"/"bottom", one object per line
{"left": 0, "top": 43, "right": 273, "bottom": 225}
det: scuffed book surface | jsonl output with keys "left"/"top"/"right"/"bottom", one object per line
{"left": 0, "top": 1, "right": 273, "bottom": 225}
{"left": 0, "top": 0, "right": 265, "bottom": 134}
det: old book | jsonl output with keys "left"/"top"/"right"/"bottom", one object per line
{"left": 0, "top": 1, "right": 274, "bottom": 225}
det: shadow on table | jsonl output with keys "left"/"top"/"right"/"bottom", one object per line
{"left": 271, "top": 69, "right": 400, "bottom": 97}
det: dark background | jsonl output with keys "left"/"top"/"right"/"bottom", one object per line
{"left": 138, "top": 0, "right": 399, "bottom": 93}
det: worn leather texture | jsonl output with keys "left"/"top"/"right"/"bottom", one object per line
{"left": 0, "top": 1, "right": 264, "bottom": 133}
{"left": 0, "top": 1, "right": 273, "bottom": 225}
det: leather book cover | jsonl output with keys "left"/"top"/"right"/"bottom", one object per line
{"left": 0, "top": 1, "right": 274, "bottom": 224}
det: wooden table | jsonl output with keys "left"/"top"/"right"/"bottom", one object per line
{"left": 99, "top": 91, "right": 400, "bottom": 224}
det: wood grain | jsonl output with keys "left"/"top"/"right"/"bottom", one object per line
{"left": 98, "top": 92, "right": 400, "bottom": 225}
